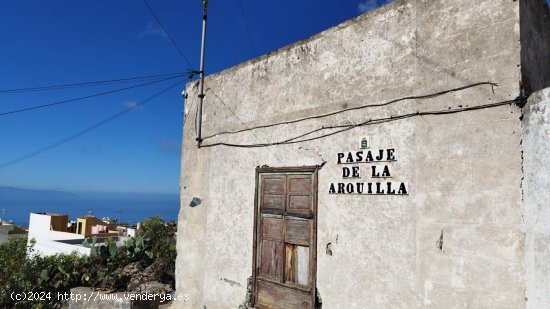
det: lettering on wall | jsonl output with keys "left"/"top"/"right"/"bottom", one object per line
{"left": 329, "top": 138, "right": 409, "bottom": 195}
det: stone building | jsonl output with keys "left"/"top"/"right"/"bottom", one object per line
{"left": 176, "top": 0, "right": 550, "bottom": 308}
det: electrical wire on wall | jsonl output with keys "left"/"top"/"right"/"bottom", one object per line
{"left": 201, "top": 81, "right": 498, "bottom": 141}
{"left": 198, "top": 89, "right": 526, "bottom": 148}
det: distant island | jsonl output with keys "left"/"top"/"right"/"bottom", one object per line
{"left": 0, "top": 186, "right": 77, "bottom": 201}
{"left": 0, "top": 186, "right": 179, "bottom": 227}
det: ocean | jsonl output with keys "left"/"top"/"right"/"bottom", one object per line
{"left": 0, "top": 193, "right": 179, "bottom": 227}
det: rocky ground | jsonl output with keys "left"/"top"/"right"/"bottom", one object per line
{"left": 65, "top": 257, "right": 175, "bottom": 309}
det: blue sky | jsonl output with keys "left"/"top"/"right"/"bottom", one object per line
{"left": 0, "top": 1, "right": 382, "bottom": 194}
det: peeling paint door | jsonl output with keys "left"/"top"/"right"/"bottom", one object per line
{"left": 252, "top": 167, "right": 318, "bottom": 309}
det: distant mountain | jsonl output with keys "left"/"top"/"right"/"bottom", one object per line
{"left": 76, "top": 191, "right": 178, "bottom": 201}
{"left": 0, "top": 186, "right": 78, "bottom": 201}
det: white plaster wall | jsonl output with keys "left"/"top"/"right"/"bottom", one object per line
{"left": 28, "top": 213, "right": 84, "bottom": 241}
{"left": 31, "top": 240, "right": 90, "bottom": 257}
{"left": 27, "top": 213, "right": 86, "bottom": 256}
{"left": 27, "top": 213, "right": 52, "bottom": 241}
{"left": 127, "top": 228, "right": 137, "bottom": 238}
{"left": 47, "top": 230, "right": 85, "bottom": 241}
{"left": 523, "top": 87, "right": 550, "bottom": 309}
{"left": 176, "top": 0, "right": 527, "bottom": 308}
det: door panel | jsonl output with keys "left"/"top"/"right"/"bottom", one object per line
{"left": 288, "top": 177, "right": 312, "bottom": 194}
{"left": 263, "top": 176, "right": 284, "bottom": 194}
{"left": 262, "top": 216, "right": 284, "bottom": 241}
{"left": 288, "top": 195, "right": 312, "bottom": 214}
{"left": 260, "top": 240, "right": 284, "bottom": 280}
{"left": 257, "top": 281, "right": 311, "bottom": 309}
{"left": 287, "top": 175, "right": 312, "bottom": 215}
{"left": 263, "top": 194, "right": 285, "bottom": 210}
{"left": 285, "top": 218, "right": 310, "bottom": 246}
{"left": 262, "top": 176, "right": 285, "bottom": 211}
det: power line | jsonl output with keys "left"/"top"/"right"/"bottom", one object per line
{"left": 142, "top": 0, "right": 195, "bottom": 70}
{"left": 0, "top": 75, "right": 184, "bottom": 116}
{"left": 236, "top": 0, "right": 258, "bottom": 57}
{"left": 205, "top": 86, "right": 249, "bottom": 127}
{"left": 200, "top": 97, "right": 523, "bottom": 148}
{"left": 0, "top": 73, "right": 187, "bottom": 94}
{"left": 201, "top": 82, "right": 498, "bottom": 140}
{"left": 0, "top": 79, "right": 186, "bottom": 170}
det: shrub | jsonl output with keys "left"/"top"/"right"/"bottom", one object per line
{"left": 0, "top": 238, "right": 87, "bottom": 308}
{"left": 0, "top": 217, "right": 177, "bottom": 308}
{"left": 138, "top": 216, "right": 176, "bottom": 259}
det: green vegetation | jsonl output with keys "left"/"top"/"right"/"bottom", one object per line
{"left": 0, "top": 217, "right": 176, "bottom": 308}
{"left": 139, "top": 216, "right": 176, "bottom": 259}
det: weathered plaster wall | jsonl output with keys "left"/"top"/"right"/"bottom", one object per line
{"left": 520, "top": 0, "right": 550, "bottom": 94}
{"left": 523, "top": 87, "right": 550, "bottom": 309}
{"left": 176, "top": 0, "right": 528, "bottom": 307}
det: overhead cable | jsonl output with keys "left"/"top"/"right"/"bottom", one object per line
{"left": 202, "top": 82, "right": 498, "bottom": 140}
{"left": 0, "top": 73, "right": 187, "bottom": 94}
{"left": 0, "top": 79, "right": 186, "bottom": 170}
{"left": 236, "top": 0, "right": 258, "bottom": 57}
{"left": 142, "top": 0, "right": 195, "bottom": 70}
{"left": 0, "top": 75, "right": 183, "bottom": 116}
{"left": 205, "top": 86, "right": 249, "bottom": 128}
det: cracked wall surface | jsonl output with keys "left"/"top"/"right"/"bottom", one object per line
{"left": 173, "top": 0, "right": 544, "bottom": 307}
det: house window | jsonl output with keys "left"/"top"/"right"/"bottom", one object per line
{"left": 252, "top": 166, "right": 318, "bottom": 309}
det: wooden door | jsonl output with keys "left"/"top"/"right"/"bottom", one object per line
{"left": 252, "top": 167, "right": 318, "bottom": 309}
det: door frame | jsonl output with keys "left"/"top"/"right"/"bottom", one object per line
{"left": 251, "top": 165, "right": 319, "bottom": 308}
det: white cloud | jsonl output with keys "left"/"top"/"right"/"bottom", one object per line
{"left": 140, "top": 21, "right": 168, "bottom": 40}
{"left": 124, "top": 101, "right": 139, "bottom": 108}
{"left": 124, "top": 101, "right": 144, "bottom": 111}
{"left": 358, "top": 0, "right": 393, "bottom": 13}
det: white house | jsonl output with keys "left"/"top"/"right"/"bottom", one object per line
{"left": 27, "top": 213, "right": 90, "bottom": 256}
